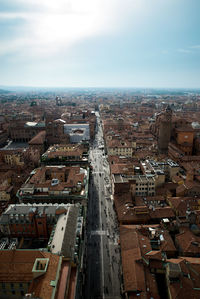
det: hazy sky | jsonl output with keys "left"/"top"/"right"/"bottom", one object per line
{"left": 0, "top": 0, "right": 200, "bottom": 88}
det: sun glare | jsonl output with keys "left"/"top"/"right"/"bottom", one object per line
{"left": 3, "top": 0, "right": 145, "bottom": 57}
{"left": 30, "top": 0, "right": 109, "bottom": 54}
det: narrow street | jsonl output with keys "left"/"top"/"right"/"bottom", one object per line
{"left": 84, "top": 112, "right": 121, "bottom": 299}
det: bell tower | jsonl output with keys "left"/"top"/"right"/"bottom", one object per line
{"left": 158, "top": 105, "right": 172, "bottom": 152}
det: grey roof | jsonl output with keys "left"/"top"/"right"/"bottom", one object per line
{"left": 61, "top": 205, "right": 80, "bottom": 259}
{"left": 0, "top": 203, "right": 72, "bottom": 220}
{"left": 0, "top": 214, "right": 9, "bottom": 224}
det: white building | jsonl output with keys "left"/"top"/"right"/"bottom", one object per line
{"left": 64, "top": 124, "right": 90, "bottom": 143}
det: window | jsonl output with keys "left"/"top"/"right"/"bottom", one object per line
{"left": 12, "top": 290, "right": 15, "bottom": 295}
{"left": 11, "top": 283, "right": 14, "bottom": 289}
{"left": 21, "top": 291, "right": 25, "bottom": 296}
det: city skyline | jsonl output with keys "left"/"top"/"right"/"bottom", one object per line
{"left": 0, "top": 0, "right": 200, "bottom": 88}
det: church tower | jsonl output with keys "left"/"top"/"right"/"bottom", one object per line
{"left": 158, "top": 105, "right": 172, "bottom": 152}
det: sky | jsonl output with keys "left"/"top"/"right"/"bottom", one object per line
{"left": 0, "top": 0, "right": 200, "bottom": 88}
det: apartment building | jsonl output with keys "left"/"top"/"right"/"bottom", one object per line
{"left": 112, "top": 173, "right": 155, "bottom": 197}
{"left": 41, "top": 143, "right": 88, "bottom": 165}
{"left": 140, "top": 159, "right": 179, "bottom": 187}
{"left": 9, "top": 121, "right": 45, "bottom": 142}
{"left": 0, "top": 203, "right": 85, "bottom": 298}
{"left": 17, "top": 165, "right": 89, "bottom": 204}
{"left": 135, "top": 175, "right": 155, "bottom": 196}
{"left": 107, "top": 139, "right": 133, "bottom": 157}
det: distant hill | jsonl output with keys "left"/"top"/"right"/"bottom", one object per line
{"left": 0, "top": 88, "right": 11, "bottom": 94}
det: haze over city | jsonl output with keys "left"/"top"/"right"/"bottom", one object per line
{"left": 1, "top": 1, "right": 200, "bottom": 299}
{"left": 0, "top": 0, "right": 200, "bottom": 88}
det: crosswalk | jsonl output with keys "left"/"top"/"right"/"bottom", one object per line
{"left": 92, "top": 171, "right": 104, "bottom": 174}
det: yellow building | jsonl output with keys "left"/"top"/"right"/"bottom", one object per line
{"left": 107, "top": 140, "right": 133, "bottom": 157}
{"left": 3, "top": 151, "right": 24, "bottom": 167}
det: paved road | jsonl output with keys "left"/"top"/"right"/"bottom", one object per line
{"left": 84, "top": 112, "right": 121, "bottom": 299}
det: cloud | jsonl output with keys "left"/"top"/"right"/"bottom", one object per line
{"left": 177, "top": 48, "right": 193, "bottom": 54}
{"left": 0, "top": 1, "right": 120, "bottom": 58}
{"left": 189, "top": 45, "right": 200, "bottom": 49}
{"left": 0, "top": 0, "right": 116, "bottom": 57}
{"left": 176, "top": 45, "right": 200, "bottom": 54}
{"left": 0, "top": 0, "right": 147, "bottom": 58}
{"left": 161, "top": 50, "right": 168, "bottom": 55}
{"left": 162, "top": 48, "right": 194, "bottom": 55}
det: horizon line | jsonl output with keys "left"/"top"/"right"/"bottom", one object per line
{"left": 1, "top": 85, "right": 200, "bottom": 90}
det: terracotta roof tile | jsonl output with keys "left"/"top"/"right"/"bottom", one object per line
{"left": 120, "top": 225, "right": 159, "bottom": 297}
{"left": 149, "top": 207, "right": 175, "bottom": 219}
{"left": 175, "top": 227, "right": 200, "bottom": 255}
{"left": 166, "top": 257, "right": 200, "bottom": 299}
{"left": 120, "top": 226, "right": 145, "bottom": 292}
{"left": 0, "top": 249, "right": 60, "bottom": 299}
{"left": 29, "top": 130, "right": 46, "bottom": 145}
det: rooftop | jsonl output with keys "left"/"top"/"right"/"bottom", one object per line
{"left": 0, "top": 250, "right": 60, "bottom": 299}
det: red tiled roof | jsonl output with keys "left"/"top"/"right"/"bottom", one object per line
{"left": 29, "top": 252, "right": 60, "bottom": 299}
{"left": 107, "top": 139, "right": 132, "bottom": 148}
{"left": 0, "top": 250, "right": 60, "bottom": 299}
{"left": 111, "top": 164, "right": 134, "bottom": 175}
{"left": 47, "top": 149, "right": 83, "bottom": 159}
{"left": 29, "top": 131, "right": 46, "bottom": 145}
{"left": 120, "top": 225, "right": 159, "bottom": 297}
{"left": 114, "top": 193, "right": 150, "bottom": 224}
{"left": 28, "top": 166, "right": 85, "bottom": 189}
{"left": 120, "top": 226, "right": 145, "bottom": 292}
{"left": 149, "top": 207, "right": 175, "bottom": 219}
{"left": 56, "top": 261, "right": 71, "bottom": 299}
{"left": 166, "top": 257, "right": 200, "bottom": 299}
{"left": 168, "top": 197, "right": 198, "bottom": 216}
{"left": 145, "top": 250, "right": 162, "bottom": 260}
{"left": 175, "top": 227, "right": 200, "bottom": 255}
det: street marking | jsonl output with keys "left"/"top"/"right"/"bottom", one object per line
{"left": 91, "top": 230, "right": 107, "bottom": 235}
